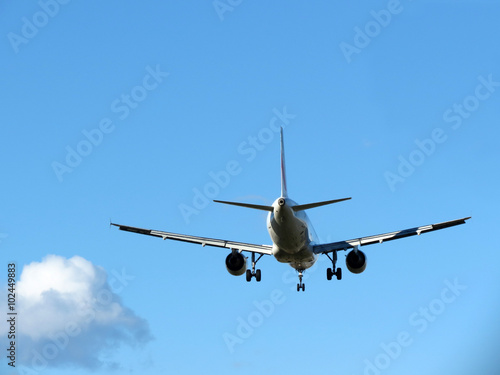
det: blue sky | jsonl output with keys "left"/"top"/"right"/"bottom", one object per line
{"left": 1, "top": 1, "right": 499, "bottom": 374}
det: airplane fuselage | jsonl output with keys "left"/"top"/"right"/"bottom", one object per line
{"left": 267, "top": 197, "right": 318, "bottom": 271}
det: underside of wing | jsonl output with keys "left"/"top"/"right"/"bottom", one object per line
{"left": 313, "top": 217, "right": 471, "bottom": 254}
{"left": 111, "top": 223, "right": 273, "bottom": 255}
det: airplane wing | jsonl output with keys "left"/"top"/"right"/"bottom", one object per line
{"left": 313, "top": 217, "right": 471, "bottom": 254}
{"left": 111, "top": 223, "right": 273, "bottom": 255}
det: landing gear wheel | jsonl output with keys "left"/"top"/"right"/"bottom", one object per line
{"left": 255, "top": 269, "right": 261, "bottom": 282}
{"left": 245, "top": 252, "right": 264, "bottom": 283}
{"left": 325, "top": 252, "right": 342, "bottom": 282}
{"left": 327, "top": 268, "right": 333, "bottom": 280}
{"left": 297, "top": 270, "right": 305, "bottom": 292}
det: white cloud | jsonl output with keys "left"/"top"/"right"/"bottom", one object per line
{"left": 1, "top": 255, "right": 153, "bottom": 371}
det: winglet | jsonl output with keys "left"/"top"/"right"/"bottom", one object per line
{"left": 280, "top": 127, "right": 288, "bottom": 198}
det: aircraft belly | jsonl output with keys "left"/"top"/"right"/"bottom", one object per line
{"left": 267, "top": 200, "right": 318, "bottom": 270}
{"left": 269, "top": 216, "right": 308, "bottom": 254}
{"left": 272, "top": 246, "right": 317, "bottom": 270}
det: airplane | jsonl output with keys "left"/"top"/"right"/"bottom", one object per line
{"left": 112, "top": 128, "right": 470, "bottom": 291}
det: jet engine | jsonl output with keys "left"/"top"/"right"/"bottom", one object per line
{"left": 346, "top": 249, "right": 367, "bottom": 274}
{"left": 225, "top": 252, "right": 247, "bottom": 276}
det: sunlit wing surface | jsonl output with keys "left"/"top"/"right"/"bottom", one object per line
{"left": 111, "top": 223, "right": 273, "bottom": 255}
{"left": 313, "top": 217, "right": 471, "bottom": 254}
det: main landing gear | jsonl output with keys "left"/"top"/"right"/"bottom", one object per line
{"left": 326, "top": 267, "right": 342, "bottom": 280}
{"left": 297, "top": 270, "right": 305, "bottom": 292}
{"left": 325, "top": 252, "right": 342, "bottom": 281}
{"left": 246, "top": 252, "right": 263, "bottom": 282}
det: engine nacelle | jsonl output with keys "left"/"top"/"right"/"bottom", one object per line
{"left": 346, "top": 249, "right": 367, "bottom": 274}
{"left": 225, "top": 252, "right": 247, "bottom": 276}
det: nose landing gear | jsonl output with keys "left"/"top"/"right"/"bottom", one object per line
{"left": 297, "top": 270, "right": 305, "bottom": 292}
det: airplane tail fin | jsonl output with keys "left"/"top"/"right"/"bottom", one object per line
{"left": 213, "top": 128, "right": 351, "bottom": 212}
{"left": 212, "top": 128, "right": 288, "bottom": 212}
{"left": 280, "top": 127, "right": 288, "bottom": 198}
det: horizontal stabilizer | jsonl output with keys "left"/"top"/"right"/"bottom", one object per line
{"left": 292, "top": 197, "right": 351, "bottom": 211}
{"left": 213, "top": 200, "right": 274, "bottom": 212}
